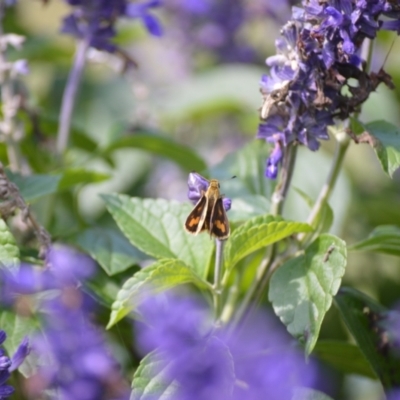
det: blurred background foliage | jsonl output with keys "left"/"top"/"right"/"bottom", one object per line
{"left": 3, "top": 1, "right": 400, "bottom": 398}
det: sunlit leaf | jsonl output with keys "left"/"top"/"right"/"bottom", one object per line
{"left": 269, "top": 234, "right": 347, "bottom": 355}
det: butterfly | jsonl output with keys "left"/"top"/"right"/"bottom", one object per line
{"left": 184, "top": 178, "right": 230, "bottom": 240}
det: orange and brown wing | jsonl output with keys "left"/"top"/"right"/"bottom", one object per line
{"left": 184, "top": 195, "right": 208, "bottom": 235}
{"left": 209, "top": 198, "right": 230, "bottom": 240}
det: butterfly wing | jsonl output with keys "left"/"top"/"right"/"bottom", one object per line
{"left": 184, "top": 195, "right": 209, "bottom": 235}
{"left": 209, "top": 197, "right": 230, "bottom": 240}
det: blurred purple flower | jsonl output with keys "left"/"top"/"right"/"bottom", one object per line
{"left": 258, "top": 0, "right": 400, "bottom": 178}
{"left": 135, "top": 292, "right": 319, "bottom": 400}
{"left": 187, "top": 172, "right": 231, "bottom": 211}
{"left": 61, "top": 0, "right": 162, "bottom": 52}
{"left": 30, "top": 292, "right": 128, "bottom": 400}
{"left": 0, "top": 247, "right": 128, "bottom": 400}
{"left": 0, "top": 247, "right": 95, "bottom": 304}
{"left": 0, "top": 330, "right": 30, "bottom": 399}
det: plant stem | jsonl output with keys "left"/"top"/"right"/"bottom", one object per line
{"left": 230, "top": 143, "right": 298, "bottom": 328}
{"left": 213, "top": 239, "right": 225, "bottom": 322}
{"left": 298, "top": 132, "right": 350, "bottom": 243}
{"left": 56, "top": 38, "right": 89, "bottom": 154}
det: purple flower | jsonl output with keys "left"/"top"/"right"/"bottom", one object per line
{"left": 135, "top": 292, "right": 319, "bottom": 400}
{"left": 187, "top": 172, "right": 231, "bottom": 211}
{"left": 29, "top": 292, "right": 128, "bottom": 400}
{"left": 0, "top": 247, "right": 128, "bottom": 399}
{"left": 258, "top": 0, "right": 400, "bottom": 178}
{"left": 61, "top": 0, "right": 163, "bottom": 52}
{"left": 0, "top": 330, "right": 30, "bottom": 399}
{"left": 0, "top": 247, "right": 95, "bottom": 304}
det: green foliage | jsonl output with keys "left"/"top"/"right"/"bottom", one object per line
{"left": 0, "top": 219, "right": 19, "bottom": 268}
{"left": 294, "top": 188, "right": 333, "bottom": 238}
{"left": 348, "top": 225, "right": 400, "bottom": 256}
{"left": 224, "top": 215, "right": 312, "bottom": 269}
{"left": 108, "top": 258, "right": 211, "bottom": 328}
{"left": 102, "top": 194, "right": 214, "bottom": 278}
{"left": 58, "top": 168, "right": 111, "bottom": 190}
{"left": 75, "top": 227, "right": 146, "bottom": 276}
{"left": 269, "top": 234, "right": 347, "bottom": 355}
{"left": 103, "top": 131, "right": 207, "bottom": 173}
{"left": 364, "top": 120, "right": 400, "bottom": 177}
{"left": 131, "top": 351, "right": 179, "bottom": 400}
{"left": 335, "top": 287, "right": 400, "bottom": 389}
{"left": 314, "top": 340, "right": 376, "bottom": 379}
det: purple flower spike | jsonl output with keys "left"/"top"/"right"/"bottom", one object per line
{"left": 258, "top": 0, "right": 400, "bottom": 179}
{"left": 265, "top": 142, "right": 283, "bottom": 179}
{"left": 61, "top": 0, "right": 163, "bottom": 53}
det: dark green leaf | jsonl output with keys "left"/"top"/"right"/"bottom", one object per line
{"left": 75, "top": 228, "right": 147, "bottom": 276}
{"left": 269, "top": 234, "right": 347, "bottom": 355}
{"left": 104, "top": 133, "right": 206, "bottom": 173}
{"left": 225, "top": 215, "right": 312, "bottom": 269}
{"left": 0, "top": 219, "right": 19, "bottom": 268}
{"left": 348, "top": 225, "right": 400, "bottom": 256}
{"left": 364, "top": 120, "right": 400, "bottom": 177}
{"left": 102, "top": 194, "right": 214, "bottom": 278}
{"left": 108, "top": 258, "right": 211, "bottom": 327}
{"left": 6, "top": 171, "right": 61, "bottom": 202}
{"left": 58, "top": 168, "right": 110, "bottom": 191}
{"left": 334, "top": 287, "right": 400, "bottom": 389}
{"left": 314, "top": 340, "right": 376, "bottom": 379}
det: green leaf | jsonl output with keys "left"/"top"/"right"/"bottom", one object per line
{"left": 269, "top": 234, "right": 347, "bottom": 355}
{"left": 224, "top": 215, "right": 312, "bottom": 269}
{"left": 292, "top": 388, "right": 334, "bottom": 400}
{"left": 58, "top": 168, "right": 110, "bottom": 191}
{"left": 348, "top": 225, "right": 400, "bottom": 256}
{"left": 334, "top": 287, "right": 400, "bottom": 389}
{"left": 161, "top": 64, "right": 264, "bottom": 120}
{"left": 102, "top": 194, "right": 214, "bottom": 278}
{"left": 104, "top": 132, "right": 206, "bottom": 173}
{"left": 364, "top": 120, "right": 400, "bottom": 177}
{"left": 6, "top": 171, "right": 61, "bottom": 202}
{"left": 0, "top": 311, "right": 39, "bottom": 377}
{"left": 75, "top": 227, "right": 147, "bottom": 276}
{"left": 131, "top": 336, "right": 234, "bottom": 400}
{"left": 108, "top": 258, "right": 210, "bottom": 327}
{"left": 0, "top": 219, "right": 19, "bottom": 268}
{"left": 314, "top": 340, "right": 376, "bottom": 379}
{"left": 294, "top": 188, "right": 333, "bottom": 236}
{"left": 228, "top": 195, "right": 270, "bottom": 222}
{"left": 131, "top": 351, "right": 179, "bottom": 400}
{"left": 210, "top": 140, "right": 273, "bottom": 198}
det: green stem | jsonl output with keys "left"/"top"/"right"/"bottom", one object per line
{"left": 230, "top": 143, "right": 298, "bottom": 328}
{"left": 213, "top": 239, "right": 225, "bottom": 322}
{"left": 298, "top": 130, "right": 350, "bottom": 243}
{"left": 220, "top": 271, "right": 240, "bottom": 324}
